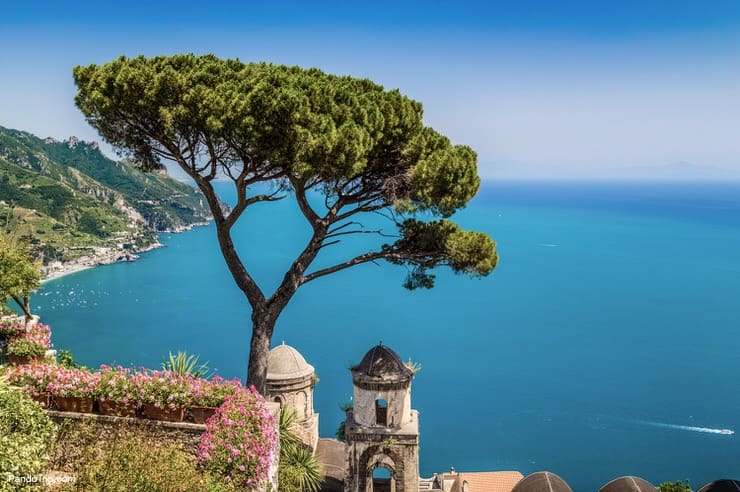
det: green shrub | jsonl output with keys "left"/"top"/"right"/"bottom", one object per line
{"left": 335, "top": 420, "right": 346, "bottom": 442}
{"left": 659, "top": 481, "right": 692, "bottom": 492}
{"left": 52, "top": 422, "right": 235, "bottom": 492}
{"left": 7, "top": 338, "right": 45, "bottom": 358}
{"left": 0, "top": 378, "right": 57, "bottom": 491}
{"left": 57, "top": 349, "right": 79, "bottom": 369}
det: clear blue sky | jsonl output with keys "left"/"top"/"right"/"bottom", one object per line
{"left": 2, "top": 1, "right": 740, "bottom": 178}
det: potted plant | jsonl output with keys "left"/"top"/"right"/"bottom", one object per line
{"left": 95, "top": 365, "right": 140, "bottom": 417}
{"left": 47, "top": 366, "right": 100, "bottom": 413}
{"left": 25, "top": 323, "right": 51, "bottom": 349}
{"left": 136, "top": 370, "right": 191, "bottom": 422}
{"left": 4, "top": 362, "right": 55, "bottom": 407}
{"left": 6, "top": 338, "right": 46, "bottom": 365}
{"left": 189, "top": 377, "right": 242, "bottom": 424}
{"left": 0, "top": 321, "right": 26, "bottom": 341}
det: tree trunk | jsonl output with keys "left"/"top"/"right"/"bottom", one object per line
{"left": 247, "top": 309, "right": 278, "bottom": 395}
{"left": 23, "top": 295, "right": 31, "bottom": 325}
{"left": 11, "top": 295, "right": 32, "bottom": 325}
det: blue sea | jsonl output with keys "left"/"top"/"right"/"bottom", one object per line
{"left": 33, "top": 180, "right": 740, "bottom": 491}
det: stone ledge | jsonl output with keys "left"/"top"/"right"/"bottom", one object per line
{"left": 46, "top": 410, "right": 206, "bottom": 432}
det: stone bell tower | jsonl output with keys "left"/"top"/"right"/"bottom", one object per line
{"left": 344, "top": 343, "right": 419, "bottom": 492}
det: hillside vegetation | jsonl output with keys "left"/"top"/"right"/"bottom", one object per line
{"left": 0, "top": 125, "right": 211, "bottom": 265}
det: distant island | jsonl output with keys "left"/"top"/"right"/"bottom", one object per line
{"left": 486, "top": 159, "right": 740, "bottom": 181}
{"left": 0, "top": 125, "right": 214, "bottom": 280}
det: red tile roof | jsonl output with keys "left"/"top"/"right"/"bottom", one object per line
{"left": 458, "top": 471, "right": 525, "bottom": 492}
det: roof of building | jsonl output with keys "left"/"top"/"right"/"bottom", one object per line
{"left": 266, "top": 343, "right": 314, "bottom": 380}
{"left": 316, "top": 438, "right": 346, "bottom": 492}
{"left": 599, "top": 476, "right": 657, "bottom": 492}
{"left": 512, "top": 472, "right": 573, "bottom": 492}
{"left": 353, "top": 344, "right": 413, "bottom": 379}
{"left": 698, "top": 480, "right": 740, "bottom": 492}
{"left": 458, "top": 471, "right": 525, "bottom": 492}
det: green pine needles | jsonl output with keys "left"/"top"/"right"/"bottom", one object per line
{"left": 73, "top": 54, "right": 498, "bottom": 390}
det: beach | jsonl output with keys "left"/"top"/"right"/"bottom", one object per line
{"left": 40, "top": 242, "right": 163, "bottom": 284}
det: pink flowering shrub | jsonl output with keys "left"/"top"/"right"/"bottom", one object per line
{"left": 25, "top": 323, "right": 52, "bottom": 348}
{"left": 2, "top": 322, "right": 51, "bottom": 360}
{"left": 95, "top": 365, "right": 140, "bottom": 406}
{"left": 0, "top": 321, "right": 51, "bottom": 346}
{"left": 0, "top": 321, "right": 26, "bottom": 341}
{"left": 197, "top": 387, "right": 278, "bottom": 489}
{"left": 190, "top": 376, "right": 243, "bottom": 408}
{"left": 47, "top": 366, "right": 101, "bottom": 398}
{"left": 132, "top": 370, "right": 192, "bottom": 410}
{"left": 4, "top": 362, "right": 56, "bottom": 396}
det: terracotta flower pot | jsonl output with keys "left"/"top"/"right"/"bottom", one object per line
{"left": 143, "top": 403, "right": 185, "bottom": 422}
{"left": 30, "top": 392, "right": 51, "bottom": 408}
{"left": 189, "top": 406, "right": 217, "bottom": 424}
{"left": 6, "top": 353, "right": 42, "bottom": 365}
{"left": 55, "top": 396, "right": 94, "bottom": 413}
{"left": 98, "top": 399, "right": 138, "bottom": 418}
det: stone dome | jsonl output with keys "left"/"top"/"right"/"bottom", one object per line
{"left": 512, "top": 472, "right": 573, "bottom": 492}
{"left": 599, "top": 477, "right": 657, "bottom": 492}
{"left": 267, "top": 343, "right": 314, "bottom": 381}
{"left": 698, "top": 480, "right": 740, "bottom": 492}
{"left": 353, "top": 344, "right": 412, "bottom": 380}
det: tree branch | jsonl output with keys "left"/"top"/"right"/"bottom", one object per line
{"left": 152, "top": 138, "right": 268, "bottom": 308}
{"left": 301, "top": 249, "right": 448, "bottom": 285}
{"left": 300, "top": 251, "right": 388, "bottom": 284}
{"left": 334, "top": 202, "right": 388, "bottom": 222}
{"left": 291, "top": 176, "right": 321, "bottom": 227}
{"left": 325, "top": 229, "right": 395, "bottom": 240}
{"left": 215, "top": 226, "right": 267, "bottom": 307}
{"left": 224, "top": 191, "right": 285, "bottom": 230}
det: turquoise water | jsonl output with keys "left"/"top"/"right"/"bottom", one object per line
{"left": 34, "top": 181, "right": 740, "bottom": 490}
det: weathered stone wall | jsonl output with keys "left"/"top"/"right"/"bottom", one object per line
{"left": 267, "top": 375, "right": 314, "bottom": 421}
{"left": 47, "top": 403, "right": 281, "bottom": 491}
{"left": 352, "top": 383, "right": 412, "bottom": 428}
{"left": 266, "top": 374, "right": 319, "bottom": 450}
{"left": 344, "top": 436, "right": 420, "bottom": 492}
{"left": 344, "top": 410, "right": 420, "bottom": 492}
{"left": 48, "top": 410, "right": 206, "bottom": 466}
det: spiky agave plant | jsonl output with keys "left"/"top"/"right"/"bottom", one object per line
{"left": 282, "top": 447, "right": 324, "bottom": 492}
{"left": 161, "top": 351, "right": 213, "bottom": 379}
{"left": 277, "top": 406, "right": 323, "bottom": 492}
{"left": 278, "top": 405, "right": 302, "bottom": 453}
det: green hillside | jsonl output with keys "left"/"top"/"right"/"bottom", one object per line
{"left": 0, "top": 125, "right": 211, "bottom": 264}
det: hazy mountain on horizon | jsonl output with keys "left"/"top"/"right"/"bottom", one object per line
{"left": 484, "top": 160, "right": 740, "bottom": 181}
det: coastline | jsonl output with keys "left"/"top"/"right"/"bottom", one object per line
{"left": 41, "top": 262, "right": 97, "bottom": 284}
{"left": 40, "top": 221, "right": 210, "bottom": 284}
{"left": 40, "top": 242, "right": 163, "bottom": 284}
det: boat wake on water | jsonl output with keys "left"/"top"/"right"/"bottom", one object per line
{"left": 630, "top": 419, "right": 734, "bottom": 435}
